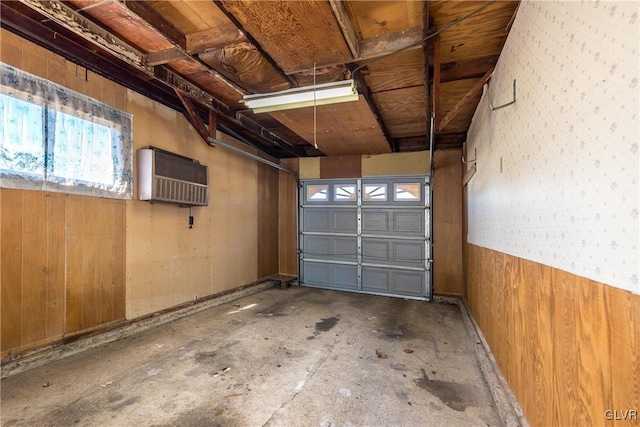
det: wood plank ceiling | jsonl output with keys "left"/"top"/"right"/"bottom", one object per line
{"left": 1, "top": 0, "right": 519, "bottom": 158}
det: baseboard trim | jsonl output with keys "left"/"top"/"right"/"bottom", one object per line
{"left": 458, "top": 299, "right": 529, "bottom": 427}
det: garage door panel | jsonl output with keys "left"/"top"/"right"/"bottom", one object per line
{"left": 333, "top": 210, "right": 357, "bottom": 232}
{"left": 393, "top": 240, "right": 425, "bottom": 266}
{"left": 303, "top": 235, "right": 357, "bottom": 262}
{"left": 362, "top": 238, "right": 425, "bottom": 268}
{"left": 362, "top": 210, "right": 425, "bottom": 237}
{"left": 393, "top": 211, "right": 424, "bottom": 235}
{"left": 392, "top": 270, "right": 425, "bottom": 295}
{"left": 362, "top": 211, "right": 389, "bottom": 233}
{"left": 303, "top": 262, "right": 358, "bottom": 290}
{"left": 362, "top": 267, "right": 425, "bottom": 295}
{"left": 362, "top": 239, "right": 389, "bottom": 262}
{"left": 304, "top": 208, "right": 357, "bottom": 233}
{"left": 362, "top": 268, "right": 390, "bottom": 291}
{"left": 304, "top": 210, "right": 332, "bottom": 232}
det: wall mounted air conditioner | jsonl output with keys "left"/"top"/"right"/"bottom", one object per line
{"left": 137, "top": 147, "right": 209, "bottom": 206}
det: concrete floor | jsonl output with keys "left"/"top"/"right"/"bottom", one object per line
{"left": 1, "top": 286, "right": 501, "bottom": 427}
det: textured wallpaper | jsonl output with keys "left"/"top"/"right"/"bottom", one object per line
{"left": 466, "top": 0, "right": 639, "bottom": 294}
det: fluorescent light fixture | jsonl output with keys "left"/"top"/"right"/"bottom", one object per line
{"left": 241, "top": 79, "right": 358, "bottom": 114}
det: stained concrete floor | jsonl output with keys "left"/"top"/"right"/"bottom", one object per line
{"left": 1, "top": 286, "right": 501, "bottom": 427}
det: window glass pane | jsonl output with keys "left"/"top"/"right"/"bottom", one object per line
{"left": 51, "top": 111, "right": 114, "bottom": 186}
{"left": 307, "top": 184, "right": 328, "bottom": 201}
{"left": 394, "top": 183, "right": 421, "bottom": 201}
{"left": 0, "top": 93, "right": 45, "bottom": 177}
{"left": 334, "top": 184, "right": 356, "bottom": 201}
{"left": 363, "top": 184, "right": 387, "bottom": 201}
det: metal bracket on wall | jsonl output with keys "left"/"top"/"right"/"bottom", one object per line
{"left": 489, "top": 79, "right": 516, "bottom": 111}
{"left": 462, "top": 147, "right": 477, "bottom": 164}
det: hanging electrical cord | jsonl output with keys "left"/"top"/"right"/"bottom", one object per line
{"left": 313, "top": 62, "right": 318, "bottom": 149}
{"left": 351, "top": 0, "right": 498, "bottom": 77}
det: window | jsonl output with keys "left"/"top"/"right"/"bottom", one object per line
{"left": 307, "top": 184, "right": 328, "bottom": 201}
{"left": 0, "top": 63, "right": 132, "bottom": 199}
{"left": 394, "top": 183, "right": 421, "bottom": 201}
{"left": 334, "top": 184, "right": 356, "bottom": 201}
{"left": 363, "top": 184, "right": 387, "bottom": 201}
{"left": 1, "top": 94, "right": 45, "bottom": 178}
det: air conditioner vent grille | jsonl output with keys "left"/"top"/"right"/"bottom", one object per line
{"left": 153, "top": 176, "right": 208, "bottom": 206}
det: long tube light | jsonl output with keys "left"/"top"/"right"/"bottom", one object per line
{"left": 241, "top": 79, "right": 358, "bottom": 114}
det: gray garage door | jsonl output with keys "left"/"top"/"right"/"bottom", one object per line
{"left": 299, "top": 176, "right": 432, "bottom": 300}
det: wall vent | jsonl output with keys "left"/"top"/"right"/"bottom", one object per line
{"left": 137, "top": 147, "right": 209, "bottom": 206}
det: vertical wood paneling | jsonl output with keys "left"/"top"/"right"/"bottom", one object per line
{"left": 575, "top": 281, "right": 613, "bottom": 426}
{"left": 82, "top": 237, "right": 102, "bottom": 329}
{"left": 65, "top": 196, "right": 84, "bottom": 334}
{"left": 1, "top": 190, "right": 23, "bottom": 351}
{"left": 46, "top": 193, "right": 66, "bottom": 340}
{"left": 608, "top": 287, "right": 640, "bottom": 416}
{"left": 21, "top": 191, "right": 48, "bottom": 346}
{"left": 1, "top": 190, "right": 126, "bottom": 355}
{"left": 83, "top": 199, "right": 112, "bottom": 328}
{"left": 112, "top": 202, "right": 126, "bottom": 320}
{"left": 278, "top": 159, "right": 299, "bottom": 276}
{"left": 529, "top": 258, "right": 554, "bottom": 427}
{"left": 550, "top": 267, "right": 580, "bottom": 426}
{"left": 466, "top": 244, "right": 640, "bottom": 427}
{"left": 433, "top": 149, "right": 463, "bottom": 295}
{"left": 257, "top": 163, "right": 279, "bottom": 278}
{"left": 99, "top": 235, "right": 115, "bottom": 324}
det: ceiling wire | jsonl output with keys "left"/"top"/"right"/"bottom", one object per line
{"left": 351, "top": 0, "right": 498, "bottom": 77}
{"left": 313, "top": 62, "right": 318, "bottom": 149}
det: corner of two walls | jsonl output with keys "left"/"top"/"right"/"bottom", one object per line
{"left": 463, "top": 2, "right": 639, "bottom": 426}
{"left": 125, "top": 92, "right": 280, "bottom": 318}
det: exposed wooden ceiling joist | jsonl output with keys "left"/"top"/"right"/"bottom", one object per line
{"left": 120, "top": 0, "right": 186, "bottom": 48}
{"left": 329, "top": 0, "right": 359, "bottom": 58}
{"left": 20, "top": 0, "right": 152, "bottom": 73}
{"left": 358, "top": 26, "right": 423, "bottom": 67}
{"left": 352, "top": 71, "right": 397, "bottom": 152}
{"left": 68, "top": 0, "right": 244, "bottom": 94}
{"left": 212, "top": 0, "right": 297, "bottom": 89}
{"left": 144, "top": 48, "right": 188, "bottom": 66}
{"left": 436, "top": 68, "right": 493, "bottom": 133}
{"left": 286, "top": 26, "right": 425, "bottom": 76}
{"left": 184, "top": 24, "right": 246, "bottom": 55}
{"left": 218, "top": 0, "right": 353, "bottom": 75}
{"left": 440, "top": 54, "right": 499, "bottom": 83}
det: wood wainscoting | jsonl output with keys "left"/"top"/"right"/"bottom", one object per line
{"left": 466, "top": 244, "right": 639, "bottom": 427}
{"left": 1, "top": 189, "right": 126, "bottom": 356}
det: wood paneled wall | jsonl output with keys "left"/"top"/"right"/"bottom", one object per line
{"left": 466, "top": 244, "right": 639, "bottom": 427}
{"left": 1, "top": 190, "right": 125, "bottom": 356}
{"left": 433, "top": 149, "right": 463, "bottom": 295}
{"left": 278, "top": 159, "right": 299, "bottom": 276}
{"left": 257, "top": 163, "right": 279, "bottom": 278}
